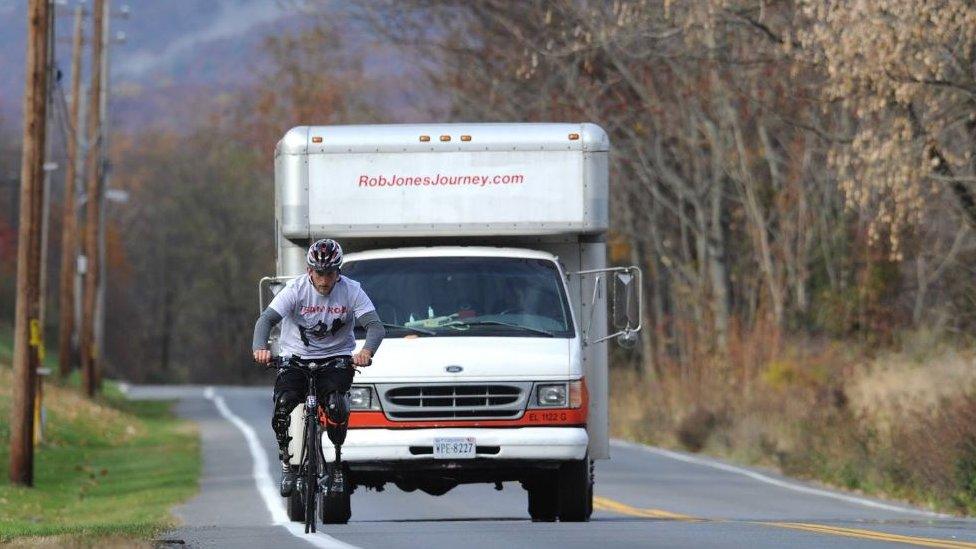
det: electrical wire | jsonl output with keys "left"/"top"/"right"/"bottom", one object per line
{"left": 50, "top": 62, "right": 77, "bottom": 159}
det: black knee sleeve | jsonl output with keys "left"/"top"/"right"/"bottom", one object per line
{"left": 272, "top": 391, "right": 301, "bottom": 451}
{"left": 326, "top": 392, "right": 349, "bottom": 425}
{"left": 325, "top": 392, "right": 349, "bottom": 447}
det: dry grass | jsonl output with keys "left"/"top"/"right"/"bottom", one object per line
{"left": 0, "top": 368, "right": 145, "bottom": 448}
{"left": 848, "top": 347, "right": 976, "bottom": 427}
{"left": 610, "top": 330, "right": 976, "bottom": 514}
{"left": 4, "top": 535, "right": 152, "bottom": 548}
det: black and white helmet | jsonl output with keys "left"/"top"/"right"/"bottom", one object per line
{"left": 306, "top": 238, "right": 343, "bottom": 272}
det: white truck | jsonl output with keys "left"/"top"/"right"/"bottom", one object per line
{"left": 261, "top": 123, "right": 641, "bottom": 523}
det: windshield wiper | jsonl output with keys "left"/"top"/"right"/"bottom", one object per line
{"left": 382, "top": 323, "right": 436, "bottom": 336}
{"left": 459, "top": 320, "right": 554, "bottom": 337}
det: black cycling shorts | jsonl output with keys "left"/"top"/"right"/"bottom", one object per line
{"left": 272, "top": 356, "right": 355, "bottom": 405}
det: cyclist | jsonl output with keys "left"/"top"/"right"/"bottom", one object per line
{"left": 252, "top": 238, "right": 385, "bottom": 497}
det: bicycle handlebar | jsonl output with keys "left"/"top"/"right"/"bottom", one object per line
{"left": 265, "top": 355, "right": 369, "bottom": 373}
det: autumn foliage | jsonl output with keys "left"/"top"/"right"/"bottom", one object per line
{"left": 0, "top": 0, "right": 974, "bottom": 511}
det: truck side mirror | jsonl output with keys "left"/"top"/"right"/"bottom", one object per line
{"left": 612, "top": 272, "right": 638, "bottom": 331}
{"left": 612, "top": 270, "right": 640, "bottom": 348}
{"left": 571, "top": 265, "right": 642, "bottom": 347}
{"left": 258, "top": 276, "right": 294, "bottom": 355}
{"left": 258, "top": 276, "right": 293, "bottom": 312}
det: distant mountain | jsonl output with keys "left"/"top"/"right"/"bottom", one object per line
{"left": 0, "top": 0, "right": 305, "bottom": 132}
{"left": 0, "top": 0, "right": 436, "bottom": 138}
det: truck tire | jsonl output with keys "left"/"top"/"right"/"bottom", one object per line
{"left": 320, "top": 491, "right": 351, "bottom": 524}
{"left": 287, "top": 491, "right": 305, "bottom": 522}
{"left": 526, "top": 473, "right": 558, "bottom": 522}
{"left": 558, "top": 457, "right": 593, "bottom": 522}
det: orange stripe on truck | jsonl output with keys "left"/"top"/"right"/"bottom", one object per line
{"left": 348, "top": 408, "right": 587, "bottom": 429}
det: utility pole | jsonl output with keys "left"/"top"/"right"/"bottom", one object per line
{"left": 94, "top": 0, "right": 112, "bottom": 391}
{"left": 10, "top": 0, "right": 52, "bottom": 486}
{"left": 37, "top": 0, "right": 60, "bottom": 359}
{"left": 72, "top": 85, "right": 87, "bottom": 378}
{"left": 80, "top": 0, "right": 105, "bottom": 397}
{"left": 58, "top": 4, "right": 85, "bottom": 379}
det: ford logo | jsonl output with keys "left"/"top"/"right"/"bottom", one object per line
{"left": 445, "top": 365, "right": 463, "bottom": 373}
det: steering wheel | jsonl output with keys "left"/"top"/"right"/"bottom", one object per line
{"left": 443, "top": 321, "right": 471, "bottom": 331}
{"left": 373, "top": 300, "right": 399, "bottom": 325}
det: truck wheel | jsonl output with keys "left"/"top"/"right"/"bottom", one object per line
{"left": 558, "top": 457, "right": 593, "bottom": 522}
{"left": 287, "top": 491, "right": 305, "bottom": 522}
{"left": 321, "top": 490, "right": 351, "bottom": 524}
{"left": 526, "top": 474, "right": 558, "bottom": 522}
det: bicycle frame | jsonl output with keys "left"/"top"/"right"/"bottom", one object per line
{"left": 299, "top": 373, "right": 324, "bottom": 534}
{"left": 273, "top": 355, "right": 357, "bottom": 533}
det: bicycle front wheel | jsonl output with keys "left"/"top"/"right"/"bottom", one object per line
{"left": 303, "top": 416, "right": 319, "bottom": 533}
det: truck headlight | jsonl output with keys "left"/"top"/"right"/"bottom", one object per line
{"left": 348, "top": 386, "right": 380, "bottom": 410}
{"left": 529, "top": 380, "right": 585, "bottom": 409}
{"left": 536, "top": 384, "right": 567, "bottom": 407}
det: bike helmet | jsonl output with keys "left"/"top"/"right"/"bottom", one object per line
{"left": 306, "top": 238, "right": 343, "bottom": 272}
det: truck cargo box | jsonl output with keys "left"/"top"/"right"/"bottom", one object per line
{"left": 274, "top": 123, "right": 609, "bottom": 240}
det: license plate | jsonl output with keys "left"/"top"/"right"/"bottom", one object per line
{"left": 433, "top": 437, "right": 476, "bottom": 459}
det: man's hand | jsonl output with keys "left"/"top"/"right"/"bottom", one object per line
{"left": 253, "top": 349, "right": 271, "bottom": 365}
{"left": 353, "top": 349, "right": 373, "bottom": 367}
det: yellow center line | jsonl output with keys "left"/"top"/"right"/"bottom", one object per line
{"left": 764, "top": 522, "right": 976, "bottom": 549}
{"left": 594, "top": 495, "right": 976, "bottom": 548}
{"left": 593, "top": 496, "right": 700, "bottom": 521}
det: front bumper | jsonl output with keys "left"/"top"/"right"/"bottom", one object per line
{"left": 323, "top": 427, "right": 588, "bottom": 462}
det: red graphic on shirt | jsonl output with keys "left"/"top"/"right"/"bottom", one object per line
{"left": 300, "top": 305, "right": 348, "bottom": 315}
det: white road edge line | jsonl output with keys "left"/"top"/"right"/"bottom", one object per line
{"left": 611, "top": 439, "right": 951, "bottom": 519}
{"left": 204, "top": 386, "right": 360, "bottom": 549}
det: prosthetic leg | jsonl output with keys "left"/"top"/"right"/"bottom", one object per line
{"left": 272, "top": 391, "right": 303, "bottom": 497}
{"left": 323, "top": 391, "right": 350, "bottom": 496}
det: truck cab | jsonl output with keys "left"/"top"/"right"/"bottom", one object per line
{"left": 262, "top": 123, "right": 640, "bottom": 523}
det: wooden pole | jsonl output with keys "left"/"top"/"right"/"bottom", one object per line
{"left": 10, "top": 0, "right": 51, "bottom": 486}
{"left": 93, "top": 0, "right": 111, "bottom": 392}
{"left": 80, "top": 0, "right": 105, "bottom": 397}
{"left": 58, "top": 5, "right": 84, "bottom": 379}
{"left": 36, "top": 0, "right": 58, "bottom": 362}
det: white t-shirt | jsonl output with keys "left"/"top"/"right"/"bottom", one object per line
{"left": 269, "top": 274, "right": 375, "bottom": 359}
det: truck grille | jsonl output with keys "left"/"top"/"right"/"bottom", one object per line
{"left": 377, "top": 382, "right": 532, "bottom": 421}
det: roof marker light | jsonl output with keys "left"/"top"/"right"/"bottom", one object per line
{"left": 311, "top": 136, "right": 323, "bottom": 143}
{"left": 460, "top": 135, "right": 472, "bottom": 142}
{"left": 440, "top": 135, "right": 451, "bottom": 142}
{"left": 419, "top": 135, "right": 431, "bottom": 142}
{"left": 568, "top": 133, "right": 580, "bottom": 140}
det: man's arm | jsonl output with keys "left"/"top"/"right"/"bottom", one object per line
{"left": 252, "top": 307, "right": 284, "bottom": 364}
{"left": 354, "top": 310, "right": 385, "bottom": 365}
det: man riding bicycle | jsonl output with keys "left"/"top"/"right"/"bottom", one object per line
{"left": 252, "top": 238, "right": 385, "bottom": 497}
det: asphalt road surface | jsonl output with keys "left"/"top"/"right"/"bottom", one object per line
{"left": 126, "top": 385, "right": 976, "bottom": 549}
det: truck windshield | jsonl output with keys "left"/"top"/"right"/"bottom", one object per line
{"left": 344, "top": 256, "right": 575, "bottom": 338}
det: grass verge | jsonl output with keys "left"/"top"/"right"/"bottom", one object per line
{"left": 0, "top": 326, "right": 200, "bottom": 544}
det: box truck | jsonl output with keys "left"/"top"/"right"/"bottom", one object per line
{"left": 260, "top": 123, "right": 641, "bottom": 523}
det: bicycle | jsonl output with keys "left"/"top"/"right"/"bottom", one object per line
{"left": 268, "top": 355, "right": 364, "bottom": 533}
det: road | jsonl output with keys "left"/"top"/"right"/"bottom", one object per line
{"left": 127, "top": 385, "right": 976, "bottom": 549}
